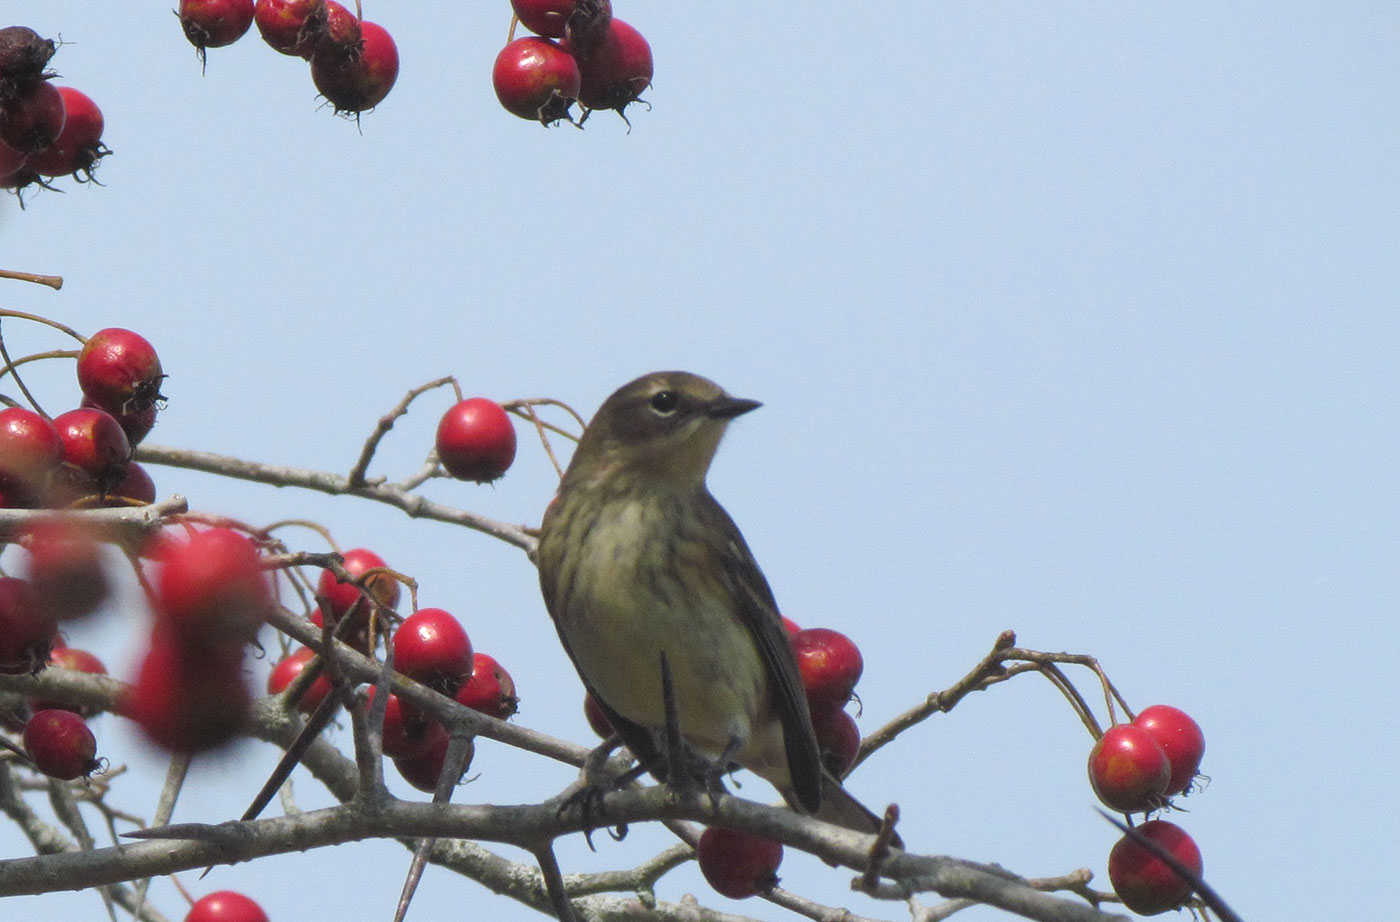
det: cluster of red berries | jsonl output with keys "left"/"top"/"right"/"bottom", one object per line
{"left": 273, "top": 546, "right": 519, "bottom": 791}
{"left": 493, "top": 0, "right": 653, "bottom": 127}
{"left": 0, "top": 326, "right": 163, "bottom": 512}
{"left": 582, "top": 619, "right": 868, "bottom": 900}
{"left": 1086, "top": 704, "right": 1208, "bottom": 915}
{"left": 0, "top": 26, "right": 111, "bottom": 199}
{"left": 176, "top": 0, "right": 398, "bottom": 116}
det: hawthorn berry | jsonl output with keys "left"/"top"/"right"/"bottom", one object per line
{"left": 1107, "top": 820, "right": 1202, "bottom": 915}
{"left": 366, "top": 687, "right": 445, "bottom": 760}
{"left": 392, "top": 608, "right": 473, "bottom": 695}
{"left": 582, "top": 691, "right": 613, "bottom": 738}
{"left": 0, "top": 406, "right": 62, "bottom": 503}
{"left": 0, "top": 136, "right": 30, "bottom": 188}
{"left": 267, "top": 646, "right": 332, "bottom": 714}
{"left": 492, "top": 37, "right": 580, "bottom": 126}
{"left": 51, "top": 407, "right": 132, "bottom": 497}
{"left": 30, "top": 645, "right": 108, "bottom": 715}
{"left": 81, "top": 393, "right": 157, "bottom": 448}
{"left": 23, "top": 709, "right": 99, "bottom": 780}
{"left": 0, "top": 79, "right": 65, "bottom": 154}
{"left": 312, "top": 19, "right": 398, "bottom": 114}
{"left": 254, "top": 0, "right": 328, "bottom": 58}
{"left": 569, "top": 18, "right": 652, "bottom": 118}
{"left": 76, "top": 327, "right": 165, "bottom": 418}
{"left": 454, "top": 652, "right": 518, "bottom": 720}
{"left": 435, "top": 398, "right": 517, "bottom": 483}
{"left": 185, "top": 890, "right": 270, "bottom": 922}
{"left": 512, "top": 0, "right": 611, "bottom": 40}
{"left": 810, "top": 703, "right": 860, "bottom": 778}
{"left": 0, "top": 27, "right": 56, "bottom": 98}
{"left": 21, "top": 517, "right": 109, "bottom": 620}
{"left": 125, "top": 633, "right": 251, "bottom": 752}
{"left": 178, "top": 0, "right": 256, "bottom": 63}
{"left": 106, "top": 460, "right": 157, "bottom": 506}
{"left": 790, "top": 627, "right": 863, "bottom": 707}
{"left": 152, "top": 527, "right": 273, "bottom": 646}
{"left": 315, "top": 547, "right": 400, "bottom": 646}
{"left": 1087, "top": 723, "right": 1171, "bottom": 814}
{"left": 313, "top": 1, "right": 361, "bottom": 61}
{"left": 27, "top": 87, "right": 108, "bottom": 179}
{"left": 394, "top": 730, "right": 472, "bottom": 794}
{"left": 1132, "top": 705, "right": 1205, "bottom": 797}
{"left": 0, "top": 577, "right": 55, "bottom": 676}
{"left": 696, "top": 826, "right": 783, "bottom": 899}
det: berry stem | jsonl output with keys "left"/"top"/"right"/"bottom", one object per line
{"left": 347, "top": 376, "right": 460, "bottom": 487}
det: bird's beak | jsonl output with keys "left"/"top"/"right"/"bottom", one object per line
{"left": 707, "top": 396, "right": 762, "bottom": 420}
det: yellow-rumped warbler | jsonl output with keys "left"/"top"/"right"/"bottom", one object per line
{"left": 537, "top": 371, "right": 890, "bottom": 838}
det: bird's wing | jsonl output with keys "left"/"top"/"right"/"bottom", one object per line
{"left": 702, "top": 492, "right": 824, "bottom": 814}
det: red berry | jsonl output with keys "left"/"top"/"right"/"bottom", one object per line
{"left": 124, "top": 634, "right": 250, "bottom": 752}
{"left": 23, "top": 709, "right": 99, "bottom": 780}
{"left": 810, "top": 703, "right": 860, "bottom": 778}
{"left": 52, "top": 407, "right": 132, "bottom": 496}
{"left": 0, "top": 80, "right": 65, "bottom": 154}
{"left": 435, "top": 398, "right": 517, "bottom": 483}
{"left": 76, "top": 328, "right": 165, "bottom": 418}
{"left": 185, "top": 891, "right": 270, "bottom": 922}
{"left": 392, "top": 608, "right": 473, "bottom": 695}
{"left": 790, "top": 627, "right": 863, "bottom": 707}
{"left": 511, "top": 0, "right": 610, "bottom": 39}
{"left": 454, "top": 652, "right": 518, "bottom": 720}
{"left": 178, "top": 0, "right": 256, "bottom": 58}
{"left": 27, "top": 87, "right": 106, "bottom": 179}
{"left": 81, "top": 393, "right": 157, "bottom": 447}
{"left": 0, "top": 135, "right": 30, "bottom": 188}
{"left": 568, "top": 18, "right": 652, "bottom": 116}
{"left": 107, "top": 460, "right": 157, "bottom": 505}
{"left": 315, "top": 547, "right": 400, "bottom": 646}
{"left": 393, "top": 730, "right": 472, "bottom": 793}
{"left": 0, "top": 577, "right": 55, "bottom": 676}
{"left": 492, "top": 37, "right": 580, "bottom": 126}
{"left": 312, "top": 19, "right": 398, "bottom": 114}
{"left": 582, "top": 691, "right": 613, "bottom": 738}
{"left": 1107, "top": 820, "right": 1202, "bottom": 915}
{"left": 367, "top": 687, "right": 445, "bottom": 759}
{"left": 153, "top": 528, "right": 272, "bottom": 646}
{"left": 0, "top": 406, "right": 62, "bottom": 503}
{"left": 696, "top": 826, "right": 783, "bottom": 899}
{"left": 779, "top": 616, "right": 801, "bottom": 636}
{"left": 1132, "top": 705, "right": 1206, "bottom": 797}
{"left": 21, "top": 517, "right": 109, "bottom": 621}
{"left": 267, "top": 646, "right": 332, "bottom": 713}
{"left": 254, "top": 0, "right": 328, "bottom": 58}
{"left": 31, "top": 645, "right": 108, "bottom": 715}
{"left": 1088, "top": 724, "right": 1171, "bottom": 814}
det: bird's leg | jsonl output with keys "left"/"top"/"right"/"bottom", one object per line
{"left": 657, "top": 652, "right": 732, "bottom": 801}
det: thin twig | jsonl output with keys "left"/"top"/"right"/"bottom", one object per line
{"left": 0, "top": 269, "right": 64, "bottom": 290}
{"left": 347, "top": 376, "right": 457, "bottom": 487}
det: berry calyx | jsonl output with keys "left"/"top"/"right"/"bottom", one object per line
{"left": 1087, "top": 724, "right": 1171, "bottom": 814}
{"left": 696, "top": 826, "right": 783, "bottom": 899}
{"left": 23, "top": 709, "right": 99, "bottom": 780}
{"left": 254, "top": 0, "right": 328, "bottom": 58}
{"left": 435, "top": 398, "right": 517, "bottom": 483}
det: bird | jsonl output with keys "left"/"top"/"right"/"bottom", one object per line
{"left": 536, "top": 371, "right": 892, "bottom": 839}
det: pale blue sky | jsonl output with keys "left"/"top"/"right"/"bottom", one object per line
{"left": 3, "top": 4, "right": 1397, "bottom": 920}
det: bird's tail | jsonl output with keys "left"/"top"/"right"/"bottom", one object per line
{"left": 786, "top": 772, "right": 903, "bottom": 849}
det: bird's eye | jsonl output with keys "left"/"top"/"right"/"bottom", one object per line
{"left": 649, "top": 390, "right": 680, "bottom": 415}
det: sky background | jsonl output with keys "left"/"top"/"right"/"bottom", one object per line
{"left": 3, "top": 3, "right": 1398, "bottom": 920}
